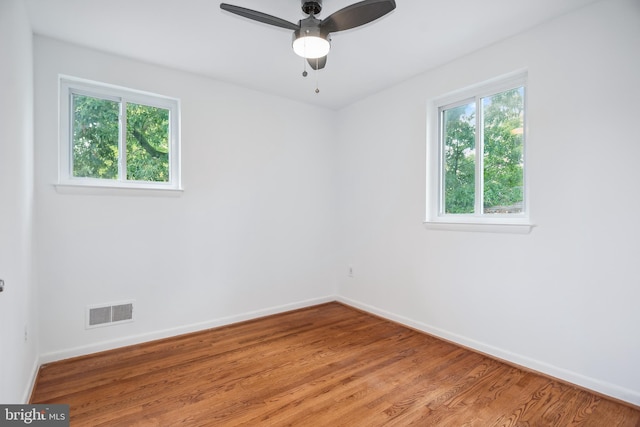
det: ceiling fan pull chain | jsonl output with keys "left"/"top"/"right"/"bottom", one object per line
{"left": 315, "top": 59, "right": 320, "bottom": 94}
{"left": 302, "top": 58, "right": 308, "bottom": 77}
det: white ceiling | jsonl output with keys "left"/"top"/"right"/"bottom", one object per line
{"left": 25, "top": 0, "right": 599, "bottom": 109}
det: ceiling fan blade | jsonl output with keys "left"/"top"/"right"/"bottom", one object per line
{"left": 320, "top": 0, "right": 396, "bottom": 33}
{"left": 307, "top": 56, "right": 327, "bottom": 70}
{"left": 220, "top": 3, "right": 299, "bottom": 31}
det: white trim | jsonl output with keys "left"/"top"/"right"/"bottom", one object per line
{"left": 58, "top": 75, "right": 181, "bottom": 192}
{"left": 426, "top": 70, "right": 530, "bottom": 232}
{"left": 423, "top": 220, "right": 534, "bottom": 234}
{"left": 54, "top": 183, "right": 184, "bottom": 197}
{"left": 434, "top": 71, "right": 529, "bottom": 108}
{"left": 336, "top": 296, "right": 640, "bottom": 407}
{"left": 30, "top": 295, "right": 640, "bottom": 406}
{"left": 22, "top": 358, "right": 40, "bottom": 404}
{"left": 38, "top": 295, "right": 336, "bottom": 364}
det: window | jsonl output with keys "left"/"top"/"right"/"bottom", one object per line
{"left": 426, "top": 72, "right": 532, "bottom": 233}
{"left": 59, "top": 77, "right": 181, "bottom": 191}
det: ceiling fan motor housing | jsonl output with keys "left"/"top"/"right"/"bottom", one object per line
{"left": 294, "top": 17, "right": 327, "bottom": 40}
{"left": 302, "top": 0, "right": 322, "bottom": 16}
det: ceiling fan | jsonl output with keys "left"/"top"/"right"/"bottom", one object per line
{"left": 220, "top": 0, "right": 396, "bottom": 71}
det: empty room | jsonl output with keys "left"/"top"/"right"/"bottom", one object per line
{"left": 1, "top": 0, "right": 640, "bottom": 425}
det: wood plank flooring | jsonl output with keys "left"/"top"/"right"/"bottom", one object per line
{"left": 31, "top": 302, "right": 640, "bottom": 426}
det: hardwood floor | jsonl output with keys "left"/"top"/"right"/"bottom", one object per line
{"left": 31, "top": 302, "right": 640, "bottom": 426}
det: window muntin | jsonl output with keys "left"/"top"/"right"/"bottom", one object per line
{"left": 60, "top": 77, "right": 180, "bottom": 191}
{"left": 427, "top": 72, "right": 529, "bottom": 230}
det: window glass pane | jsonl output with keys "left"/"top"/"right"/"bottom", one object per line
{"left": 72, "top": 94, "right": 119, "bottom": 179}
{"left": 482, "top": 87, "right": 524, "bottom": 214}
{"left": 443, "top": 102, "right": 476, "bottom": 214}
{"left": 126, "top": 103, "right": 170, "bottom": 182}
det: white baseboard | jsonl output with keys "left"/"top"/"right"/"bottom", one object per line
{"left": 38, "top": 295, "right": 336, "bottom": 365}
{"left": 337, "top": 296, "right": 640, "bottom": 407}
{"left": 32, "top": 295, "right": 640, "bottom": 407}
{"left": 22, "top": 357, "right": 40, "bottom": 404}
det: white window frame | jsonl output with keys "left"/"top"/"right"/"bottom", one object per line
{"left": 58, "top": 76, "right": 182, "bottom": 193}
{"left": 425, "top": 71, "right": 533, "bottom": 234}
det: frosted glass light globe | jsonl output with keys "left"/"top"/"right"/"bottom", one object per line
{"left": 293, "top": 36, "right": 330, "bottom": 59}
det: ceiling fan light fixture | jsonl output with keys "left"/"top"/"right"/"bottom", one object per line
{"left": 293, "top": 25, "right": 330, "bottom": 59}
{"left": 293, "top": 35, "right": 330, "bottom": 59}
{"left": 221, "top": 0, "right": 397, "bottom": 69}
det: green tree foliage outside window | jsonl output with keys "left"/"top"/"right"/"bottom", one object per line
{"left": 72, "top": 95, "right": 119, "bottom": 179}
{"left": 72, "top": 94, "right": 170, "bottom": 183}
{"left": 442, "top": 87, "right": 524, "bottom": 214}
{"left": 443, "top": 102, "right": 476, "bottom": 214}
{"left": 126, "top": 103, "right": 169, "bottom": 182}
{"left": 482, "top": 88, "right": 524, "bottom": 213}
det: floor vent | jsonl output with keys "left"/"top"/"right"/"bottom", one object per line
{"left": 86, "top": 301, "right": 135, "bottom": 329}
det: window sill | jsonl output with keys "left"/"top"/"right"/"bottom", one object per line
{"left": 55, "top": 183, "right": 184, "bottom": 197}
{"left": 423, "top": 220, "right": 534, "bottom": 234}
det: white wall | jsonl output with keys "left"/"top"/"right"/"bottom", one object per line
{"left": 33, "top": 37, "right": 339, "bottom": 361}
{"left": 0, "top": 0, "right": 38, "bottom": 403}
{"left": 24, "top": 0, "right": 640, "bottom": 407}
{"left": 336, "top": 0, "right": 640, "bottom": 406}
